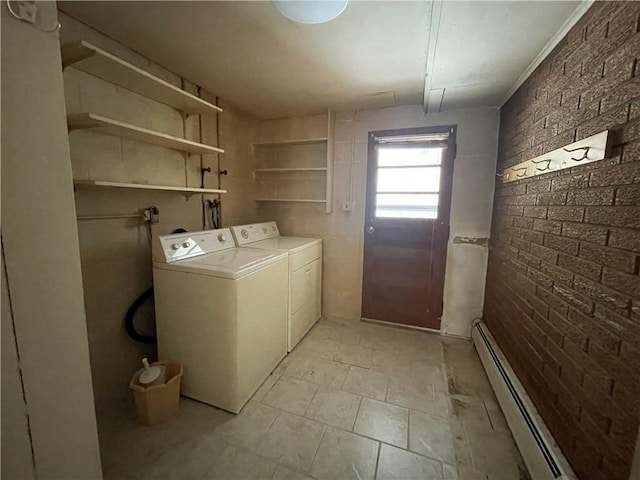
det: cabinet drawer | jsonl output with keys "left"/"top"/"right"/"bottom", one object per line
{"left": 291, "top": 243, "right": 322, "bottom": 271}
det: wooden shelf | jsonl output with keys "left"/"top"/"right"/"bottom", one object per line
{"left": 68, "top": 113, "right": 224, "bottom": 155}
{"left": 74, "top": 180, "right": 226, "bottom": 195}
{"left": 256, "top": 198, "right": 327, "bottom": 204}
{"left": 254, "top": 138, "right": 328, "bottom": 147}
{"left": 254, "top": 167, "right": 327, "bottom": 173}
{"left": 61, "top": 40, "right": 222, "bottom": 115}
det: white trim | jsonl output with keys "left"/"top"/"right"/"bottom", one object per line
{"left": 499, "top": 0, "right": 594, "bottom": 106}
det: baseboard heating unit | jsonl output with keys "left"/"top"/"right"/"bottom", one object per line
{"left": 471, "top": 320, "right": 577, "bottom": 480}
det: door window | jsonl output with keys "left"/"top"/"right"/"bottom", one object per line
{"left": 375, "top": 147, "right": 443, "bottom": 219}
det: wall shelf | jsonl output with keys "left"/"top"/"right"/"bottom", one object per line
{"left": 68, "top": 113, "right": 224, "bottom": 155}
{"left": 74, "top": 180, "right": 226, "bottom": 196}
{"left": 253, "top": 111, "right": 334, "bottom": 213}
{"left": 256, "top": 198, "right": 327, "bottom": 204}
{"left": 61, "top": 40, "right": 222, "bottom": 115}
{"left": 253, "top": 138, "right": 328, "bottom": 147}
{"left": 254, "top": 167, "right": 328, "bottom": 173}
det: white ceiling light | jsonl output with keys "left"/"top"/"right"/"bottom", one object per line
{"left": 273, "top": 0, "right": 348, "bottom": 24}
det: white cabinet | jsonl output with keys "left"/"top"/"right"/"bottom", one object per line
{"left": 289, "top": 254, "right": 322, "bottom": 350}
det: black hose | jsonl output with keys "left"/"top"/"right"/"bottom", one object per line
{"left": 124, "top": 228, "right": 187, "bottom": 344}
{"left": 124, "top": 287, "right": 156, "bottom": 344}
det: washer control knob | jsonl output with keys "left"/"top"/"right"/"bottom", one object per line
{"left": 218, "top": 234, "right": 227, "bottom": 243}
{"left": 182, "top": 241, "right": 191, "bottom": 248}
{"left": 272, "top": 226, "right": 276, "bottom": 231}
{"left": 263, "top": 227, "right": 268, "bottom": 233}
{"left": 171, "top": 243, "right": 180, "bottom": 250}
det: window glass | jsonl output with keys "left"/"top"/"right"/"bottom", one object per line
{"left": 374, "top": 147, "right": 442, "bottom": 219}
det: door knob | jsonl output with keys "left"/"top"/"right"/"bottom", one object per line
{"left": 367, "top": 226, "right": 375, "bottom": 234}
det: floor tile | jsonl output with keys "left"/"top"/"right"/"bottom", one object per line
{"left": 301, "top": 357, "right": 350, "bottom": 388}
{"left": 353, "top": 398, "right": 409, "bottom": 448}
{"left": 334, "top": 342, "right": 375, "bottom": 368}
{"left": 140, "top": 432, "right": 227, "bottom": 480}
{"left": 376, "top": 443, "right": 444, "bottom": 480}
{"left": 216, "top": 402, "right": 280, "bottom": 451}
{"left": 450, "top": 419, "right": 474, "bottom": 472}
{"left": 386, "top": 375, "right": 437, "bottom": 413}
{"left": 310, "top": 426, "right": 379, "bottom": 480}
{"left": 305, "top": 387, "right": 361, "bottom": 430}
{"left": 464, "top": 423, "right": 523, "bottom": 479}
{"left": 256, "top": 412, "right": 326, "bottom": 472}
{"left": 271, "top": 465, "right": 315, "bottom": 480}
{"left": 252, "top": 373, "right": 281, "bottom": 403}
{"left": 204, "top": 443, "right": 278, "bottom": 480}
{"left": 484, "top": 400, "right": 510, "bottom": 433}
{"left": 342, "top": 366, "right": 388, "bottom": 400}
{"left": 262, "top": 376, "right": 317, "bottom": 415}
{"left": 274, "top": 352, "right": 313, "bottom": 379}
{"left": 450, "top": 395, "right": 492, "bottom": 430}
{"left": 408, "top": 410, "right": 456, "bottom": 464}
{"left": 295, "top": 337, "right": 341, "bottom": 360}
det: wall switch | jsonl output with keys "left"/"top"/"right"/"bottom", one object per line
{"left": 17, "top": 1, "right": 37, "bottom": 24}
{"left": 342, "top": 201, "right": 353, "bottom": 212}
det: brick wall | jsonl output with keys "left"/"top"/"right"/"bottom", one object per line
{"left": 484, "top": 2, "right": 640, "bottom": 479}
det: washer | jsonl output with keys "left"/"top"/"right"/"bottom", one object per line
{"left": 230, "top": 221, "right": 322, "bottom": 352}
{"left": 153, "top": 228, "right": 288, "bottom": 413}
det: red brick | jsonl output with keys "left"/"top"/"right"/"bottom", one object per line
{"left": 536, "top": 191, "right": 566, "bottom": 206}
{"left": 533, "top": 219, "right": 562, "bottom": 235}
{"left": 558, "top": 253, "right": 602, "bottom": 281}
{"left": 530, "top": 244, "right": 559, "bottom": 263}
{"left": 578, "top": 243, "right": 637, "bottom": 273}
{"left": 590, "top": 161, "right": 640, "bottom": 186}
{"left": 602, "top": 268, "right": 640, "bottom": 296}
{"left": 567, "top": 307, "right": 622, "bottom": 355}
{"left": 539, "top": 262, "right": 574, "bottom": 287}
{"left": 573, "top": 276, "right": 632, "bottom": 315}
{"left": 550, "top": 172, "right": 590, "bottom": 191}
{"left": 585, "top": 206, "right": 640, "bottom": 228}
{"left": 544, "top": 234, "right": 579, "bottom": 255}
{"left": 526, "top": 178, "right": 552, "bottom": 194}
{"left": 575, "top": 103, "right": 629, "bottom": 139}
{"left": 553, "top": 284, "right": 595, "bottom": 314}
{"left": 614, "top": 185, "right": 640, "bottom": 205}
{"left": 523, "top": 206, "right": 548, "bottom": 218}
{"left": 622, "top": 141, "right": 640, "bottom": 163}
{"left": 566, "top": 187, "right": 615, "bottom": 205}
{"left": 561, "top": 222, "right": 608, "bottom": 244}
{"left": 547, "top": 206, "right": 585, "bottom": 222}
{"left": 608, "top": 228, "right": 640, "bottom": 252}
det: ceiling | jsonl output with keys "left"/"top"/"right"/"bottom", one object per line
{"left": 58, "top": 1, "right": 587, "bottom": 119}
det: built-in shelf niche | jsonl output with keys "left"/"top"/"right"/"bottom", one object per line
{"left": 253, "top": 111, "right": 334, "bottom": 213}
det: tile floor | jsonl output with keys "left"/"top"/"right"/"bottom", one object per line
{"left": 99, "top": 317, "right": 529, "bottom": 480}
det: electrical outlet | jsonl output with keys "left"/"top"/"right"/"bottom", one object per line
{"left": 17, "top": 1, "right": 37, "bottom": 24}
{"left": 342, "top": 201, "right": 353, "bottom": 212}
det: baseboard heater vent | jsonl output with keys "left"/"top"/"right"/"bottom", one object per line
{"left": 471, "top": 320, "right": 577, "bottom": 480}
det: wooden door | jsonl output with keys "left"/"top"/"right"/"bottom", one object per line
{"left": 361, "top": 125, "right": 456, "bottom": 330}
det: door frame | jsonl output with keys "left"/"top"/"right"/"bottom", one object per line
{"left": 361, "top": 124, "right": 457, "bottom": 329}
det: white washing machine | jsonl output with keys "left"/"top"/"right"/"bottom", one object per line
{"left": 153, "top": 228, "right": 288, "bottom": 413}
{"left": 230, "top": 222, "right": 322, "bottom": 352}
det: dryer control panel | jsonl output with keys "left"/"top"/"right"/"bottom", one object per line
{"left": 155, "top": 228, "right": 235, "bottom": 263}
{"left": 230, "top": 221, "right": 280, "bottom": 246}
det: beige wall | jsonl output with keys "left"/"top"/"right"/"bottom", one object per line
{"left": 1, "top": 250, "right": 35, "bottom": 479}
{"left": 59, "top": 13, "right": 258, "bottom": 413}
{"left": 255, "top": 106, "right": 500, "bottom": 337}
{"left": 1, "top": 4, "right": 102, "bottom": 478}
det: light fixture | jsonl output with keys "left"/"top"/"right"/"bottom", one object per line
{"left": 273, "top": 0, "right": 348, "bottom": 24}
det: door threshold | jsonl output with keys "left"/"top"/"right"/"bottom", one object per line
{"left": 360, "top": 317, "right": 441, "bottom": 334}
